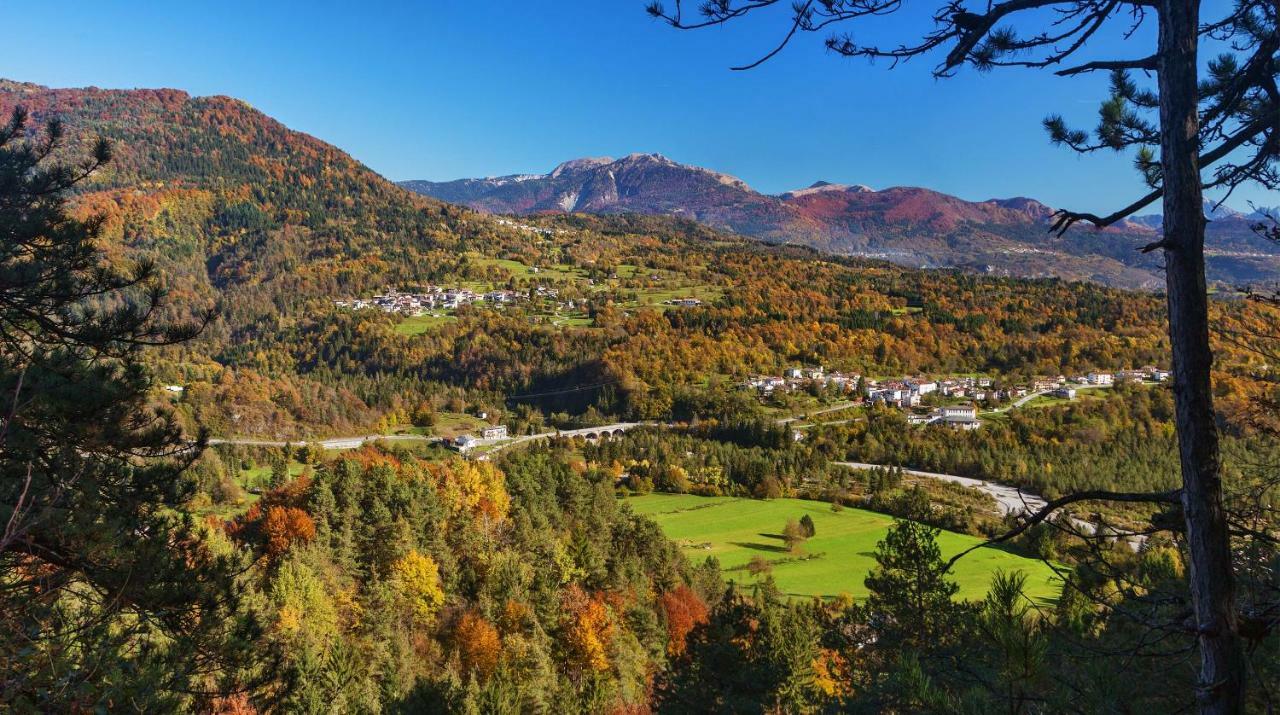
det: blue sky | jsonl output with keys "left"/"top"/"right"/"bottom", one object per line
{"left": 1, "top": 0, "right": 1272, "bottom": 212}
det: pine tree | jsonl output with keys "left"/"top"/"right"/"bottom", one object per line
{"left": 864, "top": 519, "right": 960, "bottom": 650}
{"left": 0, "top": 108, "right": 249, "bottom": 708}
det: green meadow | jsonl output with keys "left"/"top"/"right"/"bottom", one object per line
{"left": 627, "top": 494, "right": 1061, "bottom": 604}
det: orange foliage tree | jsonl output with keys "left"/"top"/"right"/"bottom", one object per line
{"left": 454, "top": 610, "right": 502, "bottom": 678}
{"left": 659, "top": 585, "right": 709, "bottom": 657}
{"left": 261, "top": 506, "right": 315, "bottom": 557}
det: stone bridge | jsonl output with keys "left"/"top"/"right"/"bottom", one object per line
{"left": 474, "top": 422, "right": 649, "bottom": 459}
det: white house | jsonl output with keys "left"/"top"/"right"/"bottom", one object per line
{"left": 482, "top": 425, "right": 509, "bottom": 440}
{"left": 941, "top": 404, "right": 978, "bottom": 420}
{"left": 946, "top": 417, "right": 981, "bottom": 431}
{"left": 940, "top": 404, "right": 981, "bottom": 430}
{"left": 455, "top": 435, "right": 480, "bottom": 451}
{"left": 1088, "top": 372, "right": 1114, "bottom": 386}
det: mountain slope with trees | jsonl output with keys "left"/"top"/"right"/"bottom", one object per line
{"left": 403, "top": 153, "right": 1280, "bottom": 289}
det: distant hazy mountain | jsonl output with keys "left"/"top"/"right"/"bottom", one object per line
{"left": 402, "top": 155, "right": 1280, "bottom": 289}
{"left": 1134, "top": 199, "right": 1256, "bottom": 228}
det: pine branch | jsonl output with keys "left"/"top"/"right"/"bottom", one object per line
{"left": 942, "top": 488, "right": 1180, "bottom": 573}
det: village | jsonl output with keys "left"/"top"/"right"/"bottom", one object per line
{"left": 745, "top": 365, "right": 1172, "bottom": 430}
{"left": 333, "top": 285, "right": 562, "bottom": 315}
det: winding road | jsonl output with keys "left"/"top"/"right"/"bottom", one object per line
{"left": 775, "top": 401, "right": 860, "bottom": 425}
{"left": 832, "top": 461, "right": 1142, "bottom": 548}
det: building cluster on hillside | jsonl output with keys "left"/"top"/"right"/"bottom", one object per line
{"left": 453, "top": 425, "right": 510, "bottom": 452}
{"left": 866, "top": 376, "right": 989, "bottom": 407}
{"left": 334, "top": 286, "right": 562, "bottom": 316}
{"left": 492, "top": 217, "right": 559, "bottom": 236}
{"left": 662, "top": 297, "right": 703, "bottom": 307}
{"left": 744, "top": 364, "right": 1173, "bottom": 431}
{"left": 745, "top": 366, "right": 859, "bottom": 395}
{"left": 1034, "top": 366, "right": 1171, "bottom": 389}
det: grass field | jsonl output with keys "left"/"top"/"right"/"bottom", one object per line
{"left": 237, "top": 460, "right": 309, "bottom": 491}
{"left": 626, "top": 494, "right": 1061, "bottom": 604}
{"left": 628, "top": 285, "right": 725, "bottom": 309}
{"left": 471, "top": 255, "right": 585, "bottom": 282}
{"left": 429, "top": 412, "right": 490, "bottom": 440}
{"left": 395, "top": 313, "right": 457, "bottom": 336}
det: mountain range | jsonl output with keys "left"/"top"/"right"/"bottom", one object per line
{"left": 3, "top": 75, "right": 1272, "bottom": 295}
{"left": 403, "top": 154, "right": 1280, "bottom": 289}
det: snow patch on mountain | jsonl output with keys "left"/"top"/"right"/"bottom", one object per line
{"left": 781, "top": 181, "right": 874, "bottom": 199}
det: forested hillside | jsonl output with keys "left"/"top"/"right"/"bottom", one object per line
{"left": 2, "top": 79, "right": 1275, "bottom": 440}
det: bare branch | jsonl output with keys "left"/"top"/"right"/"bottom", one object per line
{"left": 1056, "top": 55, "right": 1158, "bottom": 76}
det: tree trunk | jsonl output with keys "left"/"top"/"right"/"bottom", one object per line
{"left": 1157, "top": 0, "right": 1245, "bottom": 711}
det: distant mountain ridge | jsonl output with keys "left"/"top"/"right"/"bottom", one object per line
{"left": 403, "top": 155, "right": 1280, "bottom": 289}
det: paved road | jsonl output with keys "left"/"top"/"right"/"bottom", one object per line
{"left": 1010, "top": 390, "right": 1051, "bottom": 409}
{"left": 209, "top": 423, "right": 649, "bottom": 455}
{"left": 208, "top": 434, "right": 437, "bottom": 450}
{"left": 207, "top": 384, "right": 1124, "bottom": 452}
{"left": 984, "top": 382, "right": 1120, "bottom": 415}
{"left": 790, "top": 417, "right": 861, "bottom": 430}
{"left": 775, "top": 401, "right": 859, "bottom": 425}
{"left": 833, "top": 461, "right": 1047, "bottom": 516}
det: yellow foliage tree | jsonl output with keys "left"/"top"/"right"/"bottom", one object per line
{"left": 563, "top": 586, "right": 614, "bottom": 673}
{"left": 391, "top": 549, "right": 445, "bottom": 625}
{"left": 440, "top": 460, "right": 510, "bottom": 523}
{"left": 812, "top": 648, "right": 851, "bottom": 699}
